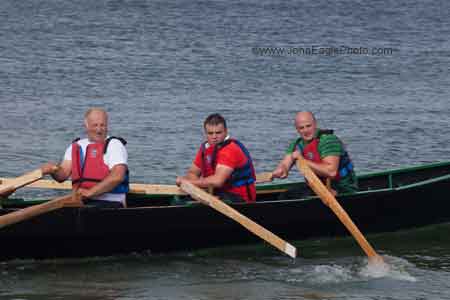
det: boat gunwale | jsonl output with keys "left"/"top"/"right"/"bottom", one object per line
{"left": 1, "top": 160, "right": 449, "bottom": 209}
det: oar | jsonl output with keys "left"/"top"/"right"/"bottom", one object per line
{"left": 1, "top": 171, "right": 276, "bottom": 196}
{"left": 0, "top": 177, "right": 72, "bottom": 191}
{"left": 179, "top": 180, "right": 297, "bottom": 258}
{"left": 255, "top": 172, "right": 273, "bottom": 183}
{"left": 0, "top": 192, "right": 82, "bottom": 229}
{"left": 0, "top": 169, "right": 45, "bottom": 196}
{"left": 296, "top": 157, "right": 383, "bottom": 264}
{"left": 205, "top": 172, "right": 272, "bottom": 195}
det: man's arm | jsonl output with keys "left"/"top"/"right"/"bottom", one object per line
{"left": 41, "top": 160, "right": 72, "bottom": 182}
{"left": 77, "top": 164, "right": 127, "bottom": 199}
{"left": 176, "top": 162, "right": 233, "bottom": 188}
{"left": 272, "top": 153, "right": 295, "bottom": 179}
{"left": 179, "top": 164, "right": 233, "bottom": 188}
{"left": 291, "top": 132, "right": 341, "bottom": 179}
{"left": 184, "top": 163, "right": 202, "bottom": 180}
{"left": 176, "top": 163, "right": 201, "bottom": 185}
{"left": 272, "top": 139, "right": 299, "bottom": 179}
{"left": 302, "top": 154, "right": 340, "bottom": 178}
{"left": 304, "top": 133, "right": 342, "bottom": 179}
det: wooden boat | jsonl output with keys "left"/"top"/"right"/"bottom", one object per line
{"left": 0, "top": 161, "right": 449, "bottom": 260}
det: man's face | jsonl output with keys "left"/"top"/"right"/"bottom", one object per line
{"left": 85, "top": 111, "right": 108, "bottom": 143}
{"left": 204, "top": 123, "right": 227, "bottom": 145}
{"left": 295, "top": 113, "right": 317, "bottom": 142}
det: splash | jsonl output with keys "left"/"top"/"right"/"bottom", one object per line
{"left": 359, "top": 255, "right": 417, "bottom": 282}
{"left": 286, "top": 255, "right": 418, "bottom": 284}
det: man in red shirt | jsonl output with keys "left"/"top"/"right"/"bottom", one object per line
{"left": 176, "top": 114, "right": 256, "bottom": 203}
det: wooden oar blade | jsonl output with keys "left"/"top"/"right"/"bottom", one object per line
{"left": 180, "top": 180, "right": 297, "bottom": 258}
{"left": 296, "top": 158, "right": 382, "bottom": 262}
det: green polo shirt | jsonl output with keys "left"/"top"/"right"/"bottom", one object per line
{"left": 286, "top": 129, "right": 358, "bottom": 194}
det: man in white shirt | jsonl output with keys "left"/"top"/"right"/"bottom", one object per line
{"left": 41, "top": 108, "right": 129, "bottom": 208}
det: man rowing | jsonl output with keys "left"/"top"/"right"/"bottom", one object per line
{"left": 40, "top": 108, "right": 129, "bottom": 208}
{"left": 176, "top": 113, "right": 256, "bottom": 203}
{"left": 272, "top": 111, "right": 358, "bottom": 194}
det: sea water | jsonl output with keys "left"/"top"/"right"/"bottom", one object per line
{"left": 1, "top": 0, "right": 449, "bottom": 299}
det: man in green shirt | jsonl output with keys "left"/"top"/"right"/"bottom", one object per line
{"left": 272, "top": 111, "right": 358, "bottom": 194}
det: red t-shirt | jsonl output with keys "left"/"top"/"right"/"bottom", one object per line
{"left": 193, "top": 142, "right": 256, "bottom": 202}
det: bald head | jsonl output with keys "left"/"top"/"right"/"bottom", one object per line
{"left": 295, "top": 111, "right": 315, "bottom": 123}
{"left": 295, "top": 111, "right": 317, "bottom": 142}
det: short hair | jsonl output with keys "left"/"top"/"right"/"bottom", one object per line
{"left": 84, "top": 107, "right": 108, "bottom": 121}
{"left": 203, "top": 113, "right": 227, "bottom": 129}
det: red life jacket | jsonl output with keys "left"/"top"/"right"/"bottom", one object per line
{"left": 296, "top": 130, "right": 354, "bottom": 182}
{"left": 301, "top": 138, "right": 322, "bottom": 163}
{"left": 200, "top": 139, "right": 256, "bottom": 202}
{"left": 71, "top": 137, "right": 129, "bottom": 193}
{"left": 72, "top": 142, "right": 109, "bottom": 190}
{"left": 200, "top": 143, "right": 216, "bottom": 178}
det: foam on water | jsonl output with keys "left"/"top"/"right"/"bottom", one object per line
{"left": 310, "top": 264, "right": 355, "bottom": 284}
{"left": 286, "top": 255, "right": 417, "bottom": 285}
{"left": 359, "top": 255, "right": 417, "bottom": 282}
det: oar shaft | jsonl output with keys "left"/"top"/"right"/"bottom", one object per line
{"left": 0, "top": 178, "right": 284, "bottom": 196}
{"left": 255, "top": 172, "right": 273, "bottom": 183}
{"left": 0, "top": 169, "right": 43, "bottom": 194}
{"left": 0, "top": 194, "right": 74, "bottom": 229}
{"left": 180, "top": 181, "right": 297, "bottom": 258}
{"left": 307, "top": 175, "right": 377, "bottom": 258}
{"left": 296, "top": 158, "right": 380, "bottom": 260}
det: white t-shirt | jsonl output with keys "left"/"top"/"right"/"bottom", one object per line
{"left": 64, "top": 137, "right": 128, "bottom": 204}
